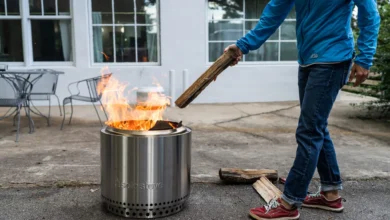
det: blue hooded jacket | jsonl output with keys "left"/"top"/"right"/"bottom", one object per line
{"left": 236, "top": 0, "right": 380, "bottom": 69}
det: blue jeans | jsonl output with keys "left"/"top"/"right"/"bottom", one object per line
{"left": 282, "top": 60, "right": 352, "bottom": 207}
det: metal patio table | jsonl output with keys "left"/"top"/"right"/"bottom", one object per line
{"left": 0, "top": 69, "right": 64, "bottom": 129}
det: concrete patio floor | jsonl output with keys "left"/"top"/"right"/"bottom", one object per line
{"left": 0, "top": 92, "right": 389, "bottom": 220}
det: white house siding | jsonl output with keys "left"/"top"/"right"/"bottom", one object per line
{"left": 6, "top": 0, "right": 300, "bottom": 105}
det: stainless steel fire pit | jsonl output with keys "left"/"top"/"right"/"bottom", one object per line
{"left": 100, "top": 121, "right": 191, "bottom": 218}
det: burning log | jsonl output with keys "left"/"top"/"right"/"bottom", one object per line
{"left": 253, "top": 177, "right": 283, "bottom": 203}
{"left": 219, "top": 168, "right": 278, "bottom": 183}
{"left": 175, "top": 49, "right": 236, "bottom": 108}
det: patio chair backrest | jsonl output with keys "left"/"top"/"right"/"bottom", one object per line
{"left": 85, "top": 73, "right": 112, "bottom": 100}
{"left": 28, "top": 69, "right": 60, "bottom": 95}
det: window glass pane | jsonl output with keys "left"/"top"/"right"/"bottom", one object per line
{"left": 245, "top": 42, "right": 278, "bottom": 61}
{"left": 115, "top": 26, "right": 136, "bottom": 62}
{"left": 209, "top": 42, "right": 233, "bottom": 62}
{"left": 0, "top": 1, "right": 4, "bottom": 15}
{"left": 245, "top": 0, "right": 268, "bottom": 19}
{"left": 58, "top": 0, "right": 70, "bottom": 15}
{"left": 209, "top": 20, "right": 243, "bottom": 41}
{"left": 93, "top": 26, "right": 114, "bottom": 62}
{"left": 280, "top": 42, "right": 297, "bottom": 61}
{"left": 208, "top": 0, "right": 243, "bottom": 20}
{"left": 44, "top": 0, "right": 56, "bottom": 15}
{"left": 30, "top": 0, "right": 42, "bottom": 15}
{"left": 31, "top": 20, "right": 73, "bottom": 61}
{"left": 114, "top": 0, "right": 135, "bottom": 24}
{"left": 92, "top": 0, "right": 113, "bottom": 24}
{"left": 7, "top": 0, "right": 20, "bottom": 15}
{"left": 136, "top": 0, "right": 157, "bottom": 25}
{"left": 281, "top": 21, "right": 296, "bottom": 40}
{"left": 137, "top": 26, "right": 157, "bottom": 62}
{"left": 0, "top": 20, "right": 23, "bottom": 61}
{"left": 246, "top": 21, "right": 278, "bottom": 40}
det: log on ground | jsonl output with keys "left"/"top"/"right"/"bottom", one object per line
{"left": 219, "top": 168, "right": 278, "bottom": 184}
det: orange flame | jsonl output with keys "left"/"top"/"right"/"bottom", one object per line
{"left": 97, "top": 67, "right": 170, "bottom": 131}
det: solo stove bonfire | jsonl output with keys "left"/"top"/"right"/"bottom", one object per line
{"left": 97, "top": 71, "right": 191, "bottom": 218}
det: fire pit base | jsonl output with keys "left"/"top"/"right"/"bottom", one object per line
{"left": 100, "top": 122, "right": 192, "bottom": 219}
{"left": 103, "top": 195, "right": 189, "bottom": 218}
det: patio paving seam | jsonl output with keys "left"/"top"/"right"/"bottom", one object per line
{"left": 214, "top": 104, "right": 300, "bottom": 126}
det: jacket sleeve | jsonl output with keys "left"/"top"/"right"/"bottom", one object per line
{"left": 354, "top": 0, "right": 381, "bottom": 70}
{"left": 236, "top": 0, "right": 295, "bottom": 54}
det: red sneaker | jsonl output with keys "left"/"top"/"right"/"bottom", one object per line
{"left": 302, "top": 191, "right": 345, "bottom": 212}
{"left": 249, "top": 198, "right": 300, "bottom": 220}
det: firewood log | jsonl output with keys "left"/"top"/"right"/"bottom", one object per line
{"left": 219, "top": 168, "right": 278, "bottom": 184}
{"left": 253, "top": 177, "right": 283, "bottom": 204}
{"left": 175, "top": 49, "right": 236, "bottom": 108}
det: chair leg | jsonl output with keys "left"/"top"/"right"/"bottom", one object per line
{"left": 68, "top": 99, "right": 74, "bottom": 125}
{"left": 92, "top": 102, "right": 103, "bottom": 126}
{"left": 15, "top": 105, "right": 21, "bottom": 142}
{"left": 48, "top": 96, "right": 51, "bottom": 126}
{"left": 99, "top": 99, "right": 108, "bottom": 121}
{"left": 60, "top": 100, "right": 67, "bottom": 130}
{"left": 55, "top": 94, "right": 62, "bottom": 116}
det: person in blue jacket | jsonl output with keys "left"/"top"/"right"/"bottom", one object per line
{"left": 225, "top": 0, "right": 380, "bottom": 219}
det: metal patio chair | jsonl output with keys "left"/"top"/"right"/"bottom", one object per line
{"left": 60, "top": 73, "right": 112, "bottom": 130}
{"left": 0, "top": 75, "right": 34, "bottom": 142}
{"left": 27, "top": 69, "right": 62, "bottom": 126}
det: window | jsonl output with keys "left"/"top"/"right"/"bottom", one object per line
{"left": 0, "top": 1, "right": 23, "bottom": 62}
{"left": 29, "top": 0, "right": 73, "bottom": 62}
{"left": 0, "top": 0, "right": 73, "bottom": 65}
{"left": 91, "top": 0, "right": 159, "bottom": 64}
{"left": 208, "top": 0, "right": 297, "bottom": 63}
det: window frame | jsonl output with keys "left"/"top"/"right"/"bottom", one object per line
{"left": 0, "top": 0, "right": 75, "bottom": 67}
{"left": 27, "top": 0, "right": 74, "bottom": 66}
{"left": 206, "top": 0, "right": 298, "bottom": 65}
{"left": 88, "top": 0, "right": 161, "bottom": 66}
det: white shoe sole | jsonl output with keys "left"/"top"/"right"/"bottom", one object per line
{"left": 249, "top": 212, "right": 300, "bottom": 220}
{"left": 302, "top": 203, "right": 344, "bottom": 212}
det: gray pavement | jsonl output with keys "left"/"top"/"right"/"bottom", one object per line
{"left": 0, "top": 92, "right": 389, "bottom": 219}
{"left": 1, "top": 180, "right": 389, "bottom": 220}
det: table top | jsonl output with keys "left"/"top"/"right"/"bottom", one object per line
{"left": 0, "top": 69, "right": 65, "bottom": 75}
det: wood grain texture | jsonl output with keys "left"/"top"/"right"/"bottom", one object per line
{"left": 219, "top": 168, "right": 278, "bottom": 184}
{"left": 253, "top": 177, "right": 282, "bottom": 204}
{"left": 175, "top": 49, "right": 236, "bottom": 108}
{"left": 253, "top": 181, "right": 274, "bottom": 203}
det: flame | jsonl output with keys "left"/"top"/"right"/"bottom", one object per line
{"left": 97, "top": 67, "right": 170, "bottom": 131}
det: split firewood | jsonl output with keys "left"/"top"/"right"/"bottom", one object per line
{"left": 219, "top": 168, "right": 278, "bottom": 184}
{"left": 175, "top": 49, "right": 236, "bottom": 108}
{"left": 253, "top": 177, "right": 283, "bottom": 203}
{"left": 260, "top": 177, "right": 282, "bottom": 197}
{"left": 253, "top": 180, "right": 274, "bottom": 203}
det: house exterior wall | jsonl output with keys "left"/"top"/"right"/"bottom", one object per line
{"left": 6, "top": 0, "right": 300, "bottom": 105}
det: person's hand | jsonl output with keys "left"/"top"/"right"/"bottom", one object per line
{"left": 348, "top": 63, "right": 369, "bottom": 87}
{"left": 224, "top": 44, "right": 243, "bottom": 66}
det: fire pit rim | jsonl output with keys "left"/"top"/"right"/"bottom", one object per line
{"left": 103, "top": 121, "right": 190, "bottom": 137}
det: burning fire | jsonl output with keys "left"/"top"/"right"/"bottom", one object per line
{"left": 97, "top": 67, "right": 171, "bottom": 131}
